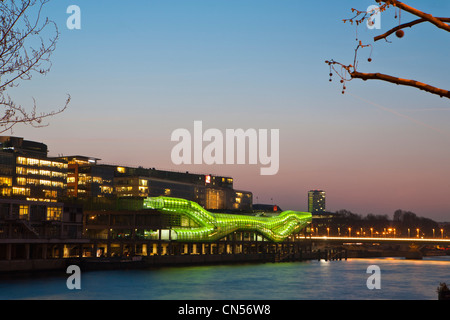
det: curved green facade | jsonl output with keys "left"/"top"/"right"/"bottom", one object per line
{"left": 144, "top": 196, "right": 311, "bottom": 242}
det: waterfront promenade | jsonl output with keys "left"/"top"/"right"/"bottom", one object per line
{"left": 2, "top": 233, "right": 450, "bottom": 273}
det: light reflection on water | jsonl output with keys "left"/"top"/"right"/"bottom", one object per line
{"left": 0, "top": 256, "right": 449, "bottom": 300}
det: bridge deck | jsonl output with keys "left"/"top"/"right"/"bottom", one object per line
{"left": 310, "top": 236, "right": 450, "bottom": 245}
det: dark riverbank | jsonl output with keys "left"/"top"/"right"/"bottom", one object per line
{"left": 0, "top": 250, "right": 335, "bottom": 273}
{"left": 2, "top": 248, "right": 438, "bottom": 274}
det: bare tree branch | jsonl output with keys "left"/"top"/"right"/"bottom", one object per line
{"left": 379, "top": 0, "right": 450, "bottom": 33}
{"left": 326, "top": 1, "right": 450, "bottom": 99}
{"left": 374, "top": 17, "right": 450, "bottom": 42}
{"left": 350, "top": 71, "right": 450, "bottom": 99}
{"left": 0, "top": 0, "right": 68, "bottom": 133}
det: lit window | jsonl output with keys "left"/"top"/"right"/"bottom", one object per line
{"left": 27, "top": 178, "right": 39, "bottom": 185}
{"left": 39, "top": 160, "right": 51, "bottom": 167}
{"left": 139, "top": 186, "right": 149, "bottom": 194}
{"left": 117, "top": 167, "right": 126, "bottom": 173}
{"left": 67, "top": 177, "right": 76, "bottom": 183}
{"left": 27, "top": 168, "right": 39, "bottom": 175}
{"left": 39, "top": 180, "right": 51, "bottom": 186}
{"left": 16, "top": 157, "right": 27, "bottom": 165}
{"left": 101, "top": 186, "right": 113, "bottom": 194}
{"left": 43, "top": 190, "right": 58, "bottom": 198}
{"left": 19, "top": 205, "right": 29, "bottom": 220}
{"left": 93, "top": 176, "right": 103, "bottom": 183}
{"left": 0, "top": 188, "right": 11, "bottom": 196}
{"left": 39, "top": 170, "right": 51, "bottom": 176}
{"left": 27, "top": 158, "right": 39, "bottom": 166}
{"left": 16, "top": 177, "right": 26, "bottom": 185}
{"left": 51, "top": 181, "right": 64, "bottom": 188}
{"left": 51, "top": 161, "right": 64, "bottom": 168}
{"left": 12, "top": 187, "right": 30, "bottom": 196}
{"left": 0, "top": 177, "right": 12, "bottom": 186}
{"left": 47, "top": 207, "right": 62, "bottom": 221}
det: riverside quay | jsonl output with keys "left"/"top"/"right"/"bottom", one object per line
{"left": 0, "top": 196, "right": 312, "bottom": 272}
{"left": 82, "top": 197, "right": 312, "bottom": 267}
{"left": 0, "top": 135, "right": 312, "bottom": 272}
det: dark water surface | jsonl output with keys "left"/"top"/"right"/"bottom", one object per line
{"left": 1, "top": 256, "right": 449, "bottom": 300}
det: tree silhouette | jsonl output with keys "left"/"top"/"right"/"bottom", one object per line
{"left": 0, "top": 0, "right": 68, "bottom": 133}
{"left": 326, "top": 0, "right": 450, "bottom": 99}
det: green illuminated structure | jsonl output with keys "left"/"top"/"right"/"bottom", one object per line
{"left": 144, "top": 196, "right": 311, "bottom": 242}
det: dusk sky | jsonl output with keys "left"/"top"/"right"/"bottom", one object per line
{"left": 8, "top": 0, "right": 450, "bottom": 221}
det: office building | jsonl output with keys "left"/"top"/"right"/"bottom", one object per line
{"left": 0, "top": 136, "right": 67, "bottom": 202}
{"left": 0, "top": 136, "right": 253, "bottom": 210}
{"left": 60, "top": 155, "right": 252, "bottom": 211}
{"left": 61, "top": 156, "right": 114, "bottom": 198}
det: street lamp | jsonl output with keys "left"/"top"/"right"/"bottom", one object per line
{"left": 370, "top": 227, "right": 373, "bottom": 238}
{"left": 441, "top": 229, "right": 444, "bottom": 239}
{"left": 348, "top": 227, "right": 352, "bottom": 237}
{"left": 416, "top": 228, "right": 420, "bottom": 238}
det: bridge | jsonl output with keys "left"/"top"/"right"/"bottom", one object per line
{"left": 307, "top": 236, "right": 450, "bottom": 259}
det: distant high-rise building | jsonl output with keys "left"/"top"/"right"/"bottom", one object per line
{"left": 308, "top": 190, "right": 325, "bottom": 213}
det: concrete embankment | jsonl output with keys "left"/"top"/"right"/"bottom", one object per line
{"left": 0, "top": 259, "right": 67, "bottom": 273}
{"left": 0, "top": 251, "right": 324, "bottom": 273}
{"left": 0, "top": 254, "right": 279, "bottom": 273}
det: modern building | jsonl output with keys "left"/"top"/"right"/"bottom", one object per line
{"left": 0, "top": 136, "right": 67, "bottom": 202}
{"left": 61, "top": 156, "right": 114, "bottom": 198}
{"left": 308, "top": 189, "right": 326, "bottom": 214}
{"left": 0, "top": 198, "right": 86, "bottom": 262}
{"left": 83, "top": 196, "right": 311, "bottom": 258}
{"left": 0, "top": 136, "right": 253, "bottom": 212}
{"left": 62, "top": 156, "right": 253, "bottom": 211}
{"left": 143, "top": 197, "right": 311, "bottom": 242}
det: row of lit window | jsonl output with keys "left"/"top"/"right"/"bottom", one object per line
{"left": 0, "top": 187, "right": 61, "bottom": 197}
{"left": 16, "top": 167, "right": 67, "bottom": 178}
{"left": 17, "top": 205, "right": 62, "bottom": 221}
{"left": 0, "top": 177, "right": 12, "bottom": 186}
{"left": 16, "top": 177, "right": 65, "bottom": 188}
{"left": 115, "top": 186, "right": 172, "bottom": 196}
{"left": 67, "top": 176, "right": 104, "bottom": 184}
{"left": 16, "top": 157, "right": 67, "bottom": 169}
{"left": 116, "top": 186, "right": 149, "bottom": 193}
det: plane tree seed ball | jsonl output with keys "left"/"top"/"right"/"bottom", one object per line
{"left": 396, "top": 30, "right": 405, "bottom": 38}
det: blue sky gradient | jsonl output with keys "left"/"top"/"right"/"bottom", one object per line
{"left": 9, "top": 0, "right": 450, "bottom": 220}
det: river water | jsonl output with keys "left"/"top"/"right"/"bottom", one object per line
{"left": 0, "top": 256, "right": 449, "bottom": 300}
